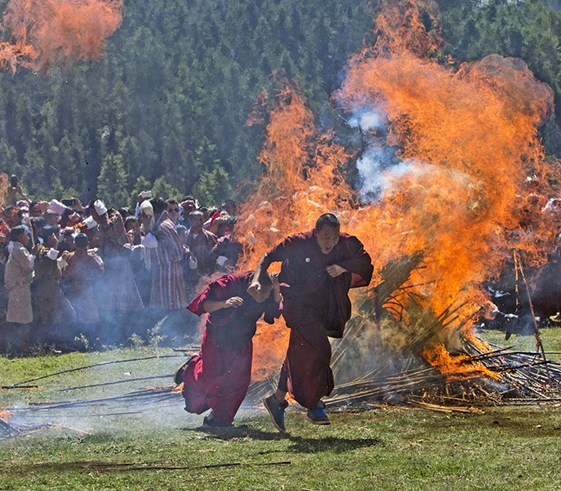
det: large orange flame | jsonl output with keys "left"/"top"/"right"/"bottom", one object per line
{"left": 239, "top": 83, "right": 355, "bottom": 380}
{"left": 337, "top": 0, "right": 560, "bottom": 367}
{"left": 0, "top": 0, "right": 123, "bottom": 73}
{"left": 242, "top": 0, "right": 560, "bottom": 380}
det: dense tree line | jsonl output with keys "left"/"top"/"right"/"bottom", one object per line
{"left": 0, "top": 0, "right": 559, "bottom": 206}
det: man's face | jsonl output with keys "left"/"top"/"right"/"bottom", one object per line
{"left": 182, "top": 200, "right": 196, "bottom": 217}
{"left": 44, "top": 213, "right": 59, "bottom": 226}
{"left": 45, "top": 233, "right": 59, "bottom": 249}
{"left": 20, "top": 232, "right": 30, "bottom": 247}
{"left": 167, "top": 204, "right": 180, "bottom": 222}
{"left": 248, "top": 284, "right": 273, "bottom": 303}
{"left": 127, "top": 221, "right": 140, "bottom": 235}
{"left": 189, "top": 215, "right": 203, "bottom": 232}
{"left": 315, "top": 227, "right": 340, "bottom": 255}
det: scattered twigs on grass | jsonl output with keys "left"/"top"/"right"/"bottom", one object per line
{"left": 59, "top": 374, "right": 173, "bottom": 392}
{"left": 0, "top": 418, "right": 20, "bottom": 437}
{"left": 109, "top": 460, "right": 292, "bottom": 472}
{"left": 0, "top": 385, "right": 38, "bottom": 390}
{"left": 17, "top": 355, "right": 185, "bottom": 385}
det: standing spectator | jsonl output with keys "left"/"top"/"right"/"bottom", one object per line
{"left": 166, "top": 199, "right": 181, "bottom": 225}
{"left": 134, "top": 191, "right": 152, "bottom": 219}
{"left": 63, "top": 234, "right": 105, "bottom": 340}
{"left": 178, "top": 196, "right": 197, "bottom": 227}
{"left": 30, "top": 217, "right": 46, "bottom": 245}
{"left": 221, "top": 199, "right": 237, "bottom": 217}
{"left": 43, "top": 209, "right": 60, "bottom": 227}
{"left": 185, "top": 211, "right": 217, "bottom": 276}
{"left": 118, "top": 207, "right": 132, "bottom": 221}
{"left": 144, "top": 198, "right": 187, "bottom": 310}
{"left": 3, "top": 206, "right": 23, "bottom": 228}
{"left": 125, "top": 217, "right": 142, "bottom": 245}
{"left": 91, "top": 199, "right": 143, "bottom": 313}
{"left": 58, "top": 228, "right": 75, "bottom": 254}
{"left": 34, "top": 227, "right": 76, "bottom": 343}
{"left": 176, "top": 224, "right": 198, "bottom": 297}
{"left": 209, "top": 218, "right": 243, "bottom": 273}
{"left": 4, "top": 226, "right": 37, "bottom": 350}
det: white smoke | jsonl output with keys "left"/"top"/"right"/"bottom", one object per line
{"left": 348, "top": 107, "right": 387, "bottom": 131}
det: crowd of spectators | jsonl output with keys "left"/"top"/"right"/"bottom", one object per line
{"left": 0, "top": 178, "right": 243, "bottom": 353}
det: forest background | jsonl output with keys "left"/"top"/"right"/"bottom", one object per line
{"left": 0, "top": 0, "right": 560, "bottom": 208}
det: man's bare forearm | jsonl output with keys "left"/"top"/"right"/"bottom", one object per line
{"left": 253, "top": 254, "right": 273, "bottom": 284}
{"left": 202, "top": 299, "right": 226, "bottom": 313}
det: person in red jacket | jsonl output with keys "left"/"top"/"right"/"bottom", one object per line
{"left": 251, "top": 213, "right": 373, "bottom": 431}
{"left": 178, "top": 270, "right": 281, "bottom": 427}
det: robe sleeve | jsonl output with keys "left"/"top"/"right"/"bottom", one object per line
{"left": 187, "top": 274, "right": 241, "bottom": 316}
{"left": 153, "top": 221, "right": 183, "bottom": 263}
{"left": 266, "top": 234, "right": 302, "bottom": 263}
{"left": 12, "top": 245, "right": 34, "bottom": 275}
{"left": 336, "top": 236, "right": 374, "bottom": 288}
{"left": 90, "top": 254, "right": 105, "bottom": 275}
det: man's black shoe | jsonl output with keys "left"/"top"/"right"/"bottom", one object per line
{"left": 203, "top": 416, "right": 234, "bottom": 428}
{"left": 174, "top": 355, "right": 196, "bottom": 385}
{"left": 263, "top": 395, "right": 288, "bottom": 433}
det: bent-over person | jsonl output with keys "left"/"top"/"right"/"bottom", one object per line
{"left": 177, "top": 271, "right": 281, "bottom": 427}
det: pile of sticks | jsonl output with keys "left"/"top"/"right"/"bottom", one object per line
{"left": 249, "top": 251, "right": 561, "bottom": 409}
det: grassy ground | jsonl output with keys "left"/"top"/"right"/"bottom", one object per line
{"left": 0, "top": 333, "right": 561, "bottom": 490}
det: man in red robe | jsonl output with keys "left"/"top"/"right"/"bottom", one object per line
{"left": 178, "top": 271, "right": 281, "bottom": 427}
{"left": 251, "top": 213, "right": 373, "bottom": 431}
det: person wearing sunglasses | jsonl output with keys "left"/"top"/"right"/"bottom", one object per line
{"left": 166, "top": 199, "right": 181, "bottom": 225}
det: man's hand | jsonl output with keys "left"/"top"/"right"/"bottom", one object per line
{"left": 61, "top": 251, "right": 71, "bottom": 262}
{"left": 326, "top": 264, "right": 347, "bottom": 278}
{"left": 31, "top": 244, "right": 41, "bottom": 255}
{"left": 224, "top": 296, "right": 244, "bottom": 309}
{"left": 247, "top": 280, "right": 261, "bottom": 296}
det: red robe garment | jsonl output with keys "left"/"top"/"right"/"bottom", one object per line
{"left": 182, "top": 272, "right": 280, "bottom": 424}
{"left": 267, "top": 230, "right": 373, "bottom": 409}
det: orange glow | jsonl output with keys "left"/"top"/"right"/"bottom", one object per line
{"left": 242, "top": 0, "right": 560, "bottom": 380}
{"left": 422, "top": 344, "right": 497, "bottom": 380}
{"left": 337, "top": 0, "right": 560, "bottom": 371}
{"left": 0, "top": 174, "right": 8, "bottom": 208}
{"left": 0, "top": 409, "right": 13, "bottom": 420}
{"left": 238, "top": 83, "right": 354, "bottom": 380}
{"left": 0, "top": 0, "right": 123, "bottom": 73}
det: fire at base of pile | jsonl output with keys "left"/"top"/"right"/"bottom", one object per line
{"left": 248, "top": 255, "right": 561, "bottom": 410}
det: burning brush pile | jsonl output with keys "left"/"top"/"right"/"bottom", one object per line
{"left": 243, "top": 0, "right": 561, "bottom": 410}
{"left": 2, "top": 0, "right": 561, "bottom": 429}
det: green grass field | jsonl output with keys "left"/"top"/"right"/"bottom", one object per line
{"left": 1, "top": 330, "right": 561, "bottom": 491}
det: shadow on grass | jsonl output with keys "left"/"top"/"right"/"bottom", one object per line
{"left": 182, "top": 426, "right": 382, "bottom": 453}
